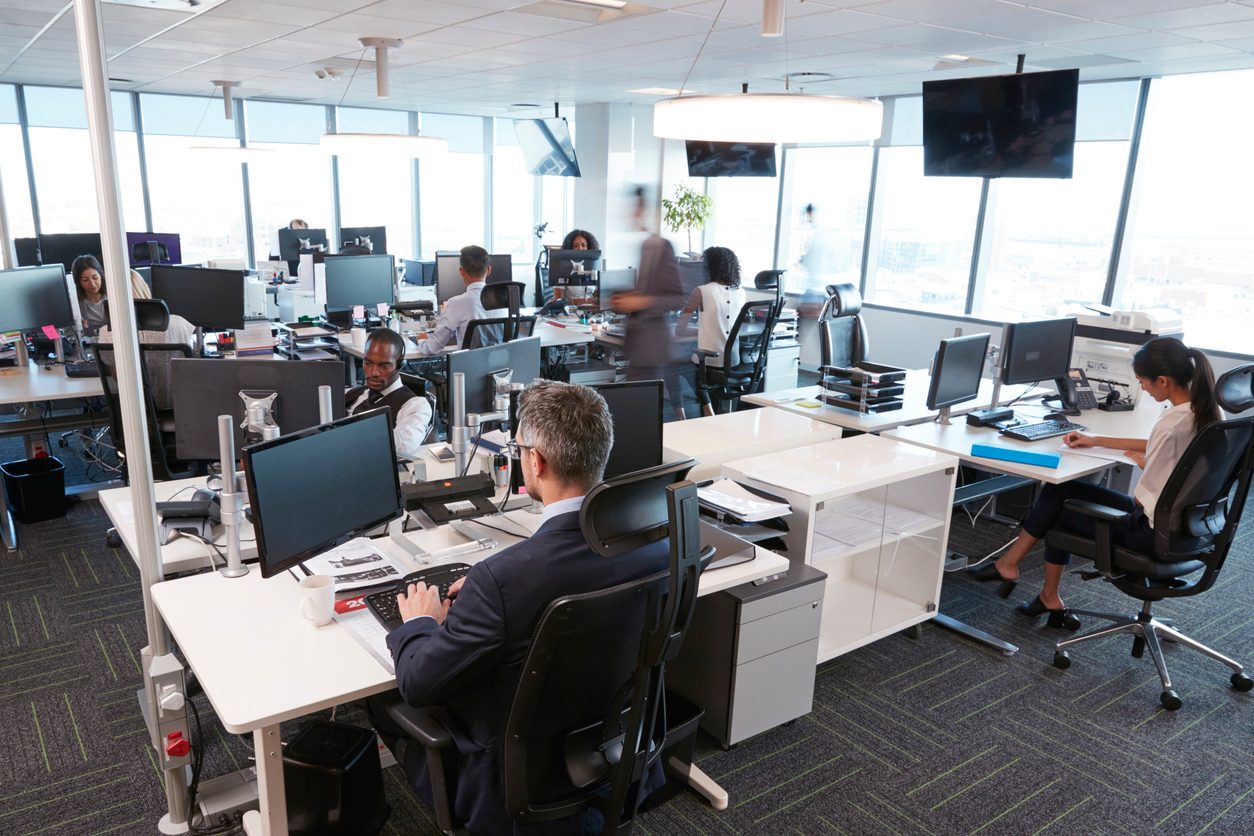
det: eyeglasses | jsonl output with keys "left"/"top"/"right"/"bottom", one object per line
{"left": 505, "top": 439, "right": 533, "bottom": 460}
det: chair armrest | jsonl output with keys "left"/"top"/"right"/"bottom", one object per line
{"left": 385, "top": 701, "right": 453, "bottom": 750}
{"left": 1062, "top": 499, "right": 1131, "bottom": 523}
{"left": 694, "top": 349, "right": 718, "bottom": 358}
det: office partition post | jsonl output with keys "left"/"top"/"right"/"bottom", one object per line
{"left": 318, "top": 384, "right": 334, "bottom": 424}
{"left": 74, "top": 0, "right": 189, "bottom": 830}
{"left": 450, "top": 372, "right": 471, "bottom": 476}
{"left": 217, "top": 414, "right": 249, "bottom": 579}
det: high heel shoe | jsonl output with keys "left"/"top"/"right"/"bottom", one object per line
{"left": 1017, "top": 596, "right": 1081, "bottom": 631}
{"left": 967, "top": 563, "right": 1017, "bottom": 599}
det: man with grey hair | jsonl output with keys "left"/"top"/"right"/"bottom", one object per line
{"left": 371, "top": 380, "right": 670, "bottom": 834}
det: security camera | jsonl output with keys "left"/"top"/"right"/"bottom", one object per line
{"left": 315, "top": 69, "right": 327, "bottom": 79}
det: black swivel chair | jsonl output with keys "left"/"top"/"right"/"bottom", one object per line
{"left": 398, "top": 373, "right": 439, "bottom": 445}
{"left": 1047, "top": 373, "right": 1254, "bottom": 709}
{"left": 1217, "top": 363, "right": 1254, "bottom": 416}
{"left": 462, "top": 282, "right": 533, "bottom": 349}
{"left": 381, "top": 460, "right": 714, "bottom": 833}
{"left": 817, "top": 282, "right": 869, "bottom": 369}
{"left": 694, "top": 298, "right": 783, "bottom": 415}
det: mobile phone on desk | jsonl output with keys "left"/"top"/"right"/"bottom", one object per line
{"left": 430, "top": 444, "right": 456, "bottom": 464}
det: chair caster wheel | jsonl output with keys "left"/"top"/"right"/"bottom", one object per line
{"left": 1160, "top": 690, "right": 1182, "bottom": 711}
{"left": 105, "top": 529, "right": 122, "bottom": 548}
{"left": 1052, "top": 651, "right": 1071, "bottom": 670}
{"left": 1231, "top": 673, "right": 1253, "bottom": 692}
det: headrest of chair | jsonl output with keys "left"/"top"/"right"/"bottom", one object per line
{"left": 104, "top": 298, "right": 170, "bottom": 331}
{"left": 1216, "top": 364, "right": 1254, "bottom": 414}
{"left": 823, "top": 283, "right": 862, "bottom": 318}
{"left": 481, "top": 282, "right": 524, "bottom": 311}
{"left": 580, "top": 459, "right": 695, "bottom": 558}
{"left": 754, "top": 270, "right": 784, "bottom": 290}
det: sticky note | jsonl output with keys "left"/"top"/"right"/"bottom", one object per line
{"left": 41, "top": 325, "right": 60, "bottom": 340}
{"left": 353, "top": 305, "right": 365, "bottom": 320}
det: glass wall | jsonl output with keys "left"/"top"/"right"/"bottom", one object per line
{"left": 704, "top": 175, "right": 779, "bottom": 278}
{"left": 335, "top": 106, "right": 415, "bottom": 259}
{"left": 419, "top": 113, "right": 485, "bottom": 258}
{"left": 245, "top": 100, "right": 334, "bottom": 262}
{"left": 1117, "top": 69, "right": 1254, "bottom": 354}
{"left": 780, "top": 145, "right": 874, "bottom": 296}
{"left": 0, "top": 84, "right": 35, "bottom": 241}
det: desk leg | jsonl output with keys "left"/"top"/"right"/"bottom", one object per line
{"left": 667, "top": 757, "right": 729, "bottom": 811}
{"left": 933, "top": 613, "right": 1018, "bottom": 656}
{"left": 242, "top": 724, "right": 287, "bottom": 836}
{"left": 0, "top": 489, "right": 16, "bottom": 551}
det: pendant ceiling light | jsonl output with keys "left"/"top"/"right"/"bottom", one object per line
{"left": 652, "top": 1, "right": 883, "bottom": 144}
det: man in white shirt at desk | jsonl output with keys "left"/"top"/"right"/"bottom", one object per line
{"left": 412, "top": 245, "right": 491, "bottom": 354}
{"left": 344, "top": 328, "right": 433, "bottom": 453}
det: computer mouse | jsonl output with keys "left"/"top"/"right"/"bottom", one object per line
{"left": 1044, "top": 411, "right": 1072, "bottom": 422}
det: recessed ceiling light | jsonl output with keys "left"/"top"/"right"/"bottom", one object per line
{"left": 511, "top": 103, "right": 543, "bottom": 108}
{"left": 784, "top": 72, "right": 835, "bottom": 84}
{"left": 556, "top": 0, "right": 626, "bottom": 8}
{"left": 942, "top": 54, "right": 972, "bottom": 62}
{"left": 629, "top": 87, "right": 682, "bottom": 96}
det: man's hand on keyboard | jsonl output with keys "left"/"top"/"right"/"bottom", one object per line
{"left": 448, "top": 576, "right": 467, "bottom": 600}
{"left": 397, "top": 582, "right": 450, "bottom": 625}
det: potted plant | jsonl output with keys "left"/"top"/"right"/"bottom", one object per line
{"left": 662, "top": 184, "right": 713, "bottom": 259}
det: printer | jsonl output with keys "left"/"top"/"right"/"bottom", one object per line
{"left": 1070, "top": 307, "right": 1184, "bottom": 407}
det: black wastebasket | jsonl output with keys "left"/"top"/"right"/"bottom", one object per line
{"left": 1, "top": 457, "right": 66, "bottom": 523}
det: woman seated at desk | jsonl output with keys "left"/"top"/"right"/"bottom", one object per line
{"left": 969, "top": 337, "right": 1220, "bottom": 630}
{"left": 562, "top": 229, "right": 598, "bottom": 251}
{"left": 675, "top": 246, "right": 746, "bottom": 417}
{"left": 97, "top": 270, "right": 196, "bottom": 412}
{"left": 72, "top": 255, "right": 108, "bottom": 335}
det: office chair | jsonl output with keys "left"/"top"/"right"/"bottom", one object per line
{"left": 817, "top": 282, "right": 869, "bottom": 369}
{"left": 381, "top": 460, "right": 717, "bottom": 832}
{"left": 399, "top": 373, "right": 439, "bottom": 445}
{"left": 754, "top": 269, "right": 784, "bottom": 305}
{"left": 461, "top": 315, "right": 537, "bottom": 350}
{"left": 1217, "top": 364, "right": 1254, "bottom": 416}
{"left": 693, "top": 298, "right": 783, "bottom": 415}
{"left": 1048, "top": 404, "right": 1254, "bottom": 709}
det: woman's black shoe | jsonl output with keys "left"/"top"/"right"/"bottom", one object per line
{"left": 967, "top": 563, "right": 1017, "bottom": 598}
{"left": 1018, "top": 596, "right": 1082, "bottom": 631}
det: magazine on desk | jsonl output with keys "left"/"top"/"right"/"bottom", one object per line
{"left": 292, "top": 537, "right": 411, "bottom": 591}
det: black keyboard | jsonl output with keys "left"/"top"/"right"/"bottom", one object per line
{"left": 64, "top": 361, "right": 98, "bottom": 378}
{"left": 365, "top": 563, "right": 472, "bottom": 632}
{"left": 1001, "top": 418, "right": 1085, "bottom": 442}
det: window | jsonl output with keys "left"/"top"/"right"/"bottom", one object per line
{"left": 492, "top": 118, "right": 536, "bottom": 265}
{"left": 1117, "top": 70, "right": 1254, "bottom": 354}
{"left": 0, "top": 84, "right": 34, "bottom": 240}
{"left": 140, "top": 93, "right": 247, "bottom": 264}
{"left": 780, "top": 145, "right": 874, "bottom": 295}
{"left": 245, "top": 101, "right": 333, "bottom": 262}
{"left": 418, "top": 113, "right": 485, "bottom": 258}
{"left": 335, "top": 107, "right": 415, "bottom": 259}
{"left": 704, "top": 175, "right": 780, "bottom": 278}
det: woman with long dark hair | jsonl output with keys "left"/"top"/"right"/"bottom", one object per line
{"left": 676, "top": 246, "right": 747, "bottom": 416}
{"left": 969, "top": 337, "right": 1220, "bottom": 630}
{"left": 72, "top": 254, "right": 108, "bottom": 334}
{"left": 561, "top": 229, "right": 598, "bottom": 251}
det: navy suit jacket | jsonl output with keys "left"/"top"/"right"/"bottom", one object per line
{"left": 385, "top": 510, "right": 669, "bottom": 835}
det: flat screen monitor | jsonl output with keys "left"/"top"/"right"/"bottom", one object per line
{"left": 446, "top": 336, "right": 541, "bottom": 425}
{"left": 548, "top": 249, "right": 601, "bottom": 286}
{"left": 1001, "top": 317, "right": 1077, "bottom": 386}
{"left": 323, "top": 253, "right": 395, "bottom": 310}
{"left": 677, "top": 259, "right": 708, "bottom": 299}
{"left": 403, "top": 259, "right": 435, "bottom": 286}
{"left": 593, "top": 380, "right": 663, "bottom": 479}
{"left": 487, "top": 254, "right": 513, "bottom": 286}
{"left": 685, "top": 141, "right": 778, "bottom": 177}
{"left": 435, "top": 252, "right": 464, "bottom": 304}
{"left": 151, "top": 265, "right": 246, "bottom": 330}
{"left": 0, "top": 265, "right": 76, "bottom": 332}
{"left": 597, "top": 268, "right": 636, "bottom": 310}
{"left": 926, "top": 333, "right": 991, "bottom": 412}
{"left": 170, "top": 357, "right": 347, "bottom": 460}
{"left": 126, "top": 232, "right": 182, "bottom": 266}
{"left": 922, "top": 68, "right": 1079, "bottom": 179}
{"left": 244, "top": 410, "right": 401, "bottom": 579}
{"left": 277, "top": 227, "right": 328, "bottom": 262}
{"left": 37, "top": 232, "right": 102, "bottom": 273}
{"left": 513, "top": 117, "right": 580, "bottom": 177}
{"left": 14, "top": 237, "right": 40, "bottom": 267}
{"left": 339, "top": 225, "right": 387, "bottom": 255}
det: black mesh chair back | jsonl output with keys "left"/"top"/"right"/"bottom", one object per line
{"left": 462, "top": 315, "right": 537, "bottom": 349}
{"left": 817, "top": 282, "right": 869, "bottom": 369}
{"left": 695, "top": 298, "right": 782, "bottom": 413}
{"left": 1216, "top": 364, "right": 1254, "bottom": 414}
{"left": 482, "top": 281, "right": 527, "bottom": 314}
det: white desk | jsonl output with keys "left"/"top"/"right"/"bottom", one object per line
{"left": 338, "top": 319, "right": 594, "bottom": 361}
{"left": 663, "top": 408, "right": 843, "bottom": 482}
{"left": 149, "top": 521, "right": 787, "bottom": 835}
{"left": 882, "top": 397, "right": 1165, "bottom": 485}
{"left": 741, "top": 370, "right": 1041, "bottom": 433}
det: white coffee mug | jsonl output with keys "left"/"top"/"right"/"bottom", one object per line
{"left": 297, "top": 575, "right": 335, "bottom": 627}
{"left": 350, "top": 327, "right": 367, "bottom": 348}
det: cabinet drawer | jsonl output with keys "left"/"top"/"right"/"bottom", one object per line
{"left": 740, "top": 578, "right": 825, "bottom": 623}
{"left": 728, "top": 638, "right": 819, "bottom": 745}
{"left": 736, "top": 599, "right": 823, "bottom": 664}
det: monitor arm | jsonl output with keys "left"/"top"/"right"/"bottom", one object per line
{"left": 239, "top": 390, "right": 280, "bottom": 446}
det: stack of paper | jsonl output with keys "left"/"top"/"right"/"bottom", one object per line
{"left": 295, "top": 537, "right": 411, "bottom": 592}
{"left": 235, "top": 322, "right": 276, "bottom": 357}
{"left": 698, "top": 478, "right": 790, "bottom": 522}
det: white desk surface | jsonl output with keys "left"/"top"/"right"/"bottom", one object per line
{"left": 0, "top": 358, "right": 104, "bottom": 405}
{"left": 337, "top": 319, "right": 593, "bottom": 359}
{"left": 664, "top": 409, "right": 844, "bottom": 481}
{"left": 741, "top": 370, "right": 1040, "bottom": 433}
{"left": 882, "top": 397, "right": 1166, "bottom": 485}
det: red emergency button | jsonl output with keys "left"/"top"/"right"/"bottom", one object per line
{"left": 166, "top": 731, "right": 191, "bottom": 758}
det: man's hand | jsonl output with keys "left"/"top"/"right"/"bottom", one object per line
{"left": 397, "top": 582, "right": 450, "bottom": 625}
{"left": 611, "top": 291, "right": 652, "bottom": 313}
{"left": 447, "top": 576, "right": 467, "bottom": 600}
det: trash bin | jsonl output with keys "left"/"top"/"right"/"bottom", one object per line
{"left": 1, "top": 457, "right": 66, "bottom": 524}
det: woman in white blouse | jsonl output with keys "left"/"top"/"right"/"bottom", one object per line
{"left": 676, "top": 246, "right": 747, "bottom": 417}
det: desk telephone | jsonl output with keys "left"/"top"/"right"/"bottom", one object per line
{"left": 1051, "top": 368, "right": 1099, "bottom": 414}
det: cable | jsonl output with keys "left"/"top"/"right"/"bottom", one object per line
{"left": 185, "top": 697, "right": 245, "bottom": 835}
{"left": 173, "top": 531, "right": 225, "bottom": 570}
{"left": 963, "top": 536, "right": 1018, "bottom": 570}
{"left": 458, "top": 425, "right": 485, "bottom": 478}
{"left": 962, "top": 496, "right": 994, "bottom": 528}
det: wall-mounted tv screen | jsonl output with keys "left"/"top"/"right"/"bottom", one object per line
{"left": 513, "top": 118, "right": 581, "bottom": 177}
{"left": 686, "top": 141, "right": 778, "bottom": 177}
{"left": 922, "top": 68, "right": 1078, "bottom": 179}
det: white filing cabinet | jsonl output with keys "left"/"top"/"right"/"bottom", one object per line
{"left": 763, "top": 341, "right": 800, "bottom": 393}
{"left": 722, "top": 436, "right": 958, "bottom": 662}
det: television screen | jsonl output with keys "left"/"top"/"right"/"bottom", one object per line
{"left": 513, "top": 118, "right": 581, "bottom": 177}
{"left": 686, "top": 141, "right": 777, "bottom": 177}
{"left": 922, "top": 69, "right": 1078, "bottom": 179}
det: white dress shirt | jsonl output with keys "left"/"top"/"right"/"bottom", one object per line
{"left": 413, "top": 281, "right": 487, "bottom": 355}
{"left": 347, "top": 377, "right": 433, "bottom": 456}
{"left": 1134, "top": 401, "right": 1195, "bottom": 526}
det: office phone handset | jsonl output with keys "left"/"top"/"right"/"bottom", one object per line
{"left": 1055, "top": 368, "right": 1099, "bottom": 413}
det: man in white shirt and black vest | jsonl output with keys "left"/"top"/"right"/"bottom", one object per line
{"left": 345, "top": 328, "right": 433, "bottom": 455}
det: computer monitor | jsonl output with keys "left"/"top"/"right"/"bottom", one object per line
{"left": 548, "top": 249, "right": 601, "bottom": 286}
{"left": 170, "top": 358, "right": 347, "bottom": 460}
{"left": 593, "top": 380, "right": 663, "bottom": 479}
{"left": 339, "top": 225, "right": 387, "bottom": 255}
{"left": 446, "top": 336, "right": 542, "bottom": 425}
{"left": 14, "top": 237, "right": 40, "bottom": 267}
{"left": 677, "top": 258, "right": 708, "bottom": 298}
{"left": 150, "top": 265, "right": 246, "bottom": 330}
{"left": 322, "top": 253, "right": 395, "bottom": 311}
{"left": 244, "top": 410, "right": 401, "bottom": 579}
{"left": 403, "top": 259, "right": 435, "bottom": 286}
{"left": 1001, "top": 317, "right": 1077, "bottom": 386}
{"left": 277, "top": 227, "right": 328, "bottom": 262}
{"left": 597, "top": 268, "right": 636, "bottom": 310}
{"left": 126, "top": 232, "right": 182, "bottom": 266}
{"left": 926, "top": 333, "right": 991, "bottom": 416}
{"left": 0, "top": 265, "right": 76, "bottom": 332}
{"left": 36, "top": 232, "right": 103, "bottom": 273}
{"left": 487, "top": 254, "right": 513, "bottom": 285}
{"left": 435, "top": 252, "right": 464, "bottom": 304}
